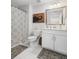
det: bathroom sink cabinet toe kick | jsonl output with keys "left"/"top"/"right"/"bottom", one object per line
{"left": 42, "top": 30, "right": 67, "bottom": 55}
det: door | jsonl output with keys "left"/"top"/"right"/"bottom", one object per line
{"left": 55, "top": 35, "right": 67, "bottom": 55}
{"left": 42, "top": 32, "right": 54, "bottom": 50}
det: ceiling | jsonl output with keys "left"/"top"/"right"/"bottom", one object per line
{"left": 11, "top": 0, "right": 66, "bottom": 12}
{"left": 11, "top": 0, "right": 40, "bottom": 12}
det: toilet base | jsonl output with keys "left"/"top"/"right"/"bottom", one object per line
{"left": 30, "top": 41, "right": 39, "bottom": 47}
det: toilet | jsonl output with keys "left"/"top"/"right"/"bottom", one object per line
{"left": 28, "top": 30, "right": 41, "bottom": 47}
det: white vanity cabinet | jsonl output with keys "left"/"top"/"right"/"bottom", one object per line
{"left": 42, "top": 29, "right": 67, "bottom": 55}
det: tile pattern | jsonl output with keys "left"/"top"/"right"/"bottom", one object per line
{"left": 14, "top": 45, "right": 42, "bottom": 59}
{"left": 38, "top": 48, "right": 67, "bottom": 59}
{"left": 11, "top": 45, "right": 27, "bottom": 59}
{"left": 11, "top": 6, "right": 28, "bottom": 47}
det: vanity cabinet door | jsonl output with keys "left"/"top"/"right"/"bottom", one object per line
{"left": 55, "top": 35, "right": 67, "bottom": 55}
{"left": 42, "top": 33, "right": 54, "bottom": 50}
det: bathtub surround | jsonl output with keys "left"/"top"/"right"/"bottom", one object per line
{"left": 11, "top": 6, "right": 29, "bottom": 48}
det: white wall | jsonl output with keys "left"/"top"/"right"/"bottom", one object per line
{"left": 11, "top": 6, "right": 28, "bottom": 48}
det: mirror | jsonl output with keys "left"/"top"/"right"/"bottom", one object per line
{"left": 46, "top": 7, "right": 66, "bottom": 25}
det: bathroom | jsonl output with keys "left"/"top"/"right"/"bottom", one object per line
{"left": 11, "top": 0, "right": 67, "bottom": 59}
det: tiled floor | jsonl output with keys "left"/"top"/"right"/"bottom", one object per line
{"left": 12, "top": 45, "right": 67, "bottom": 59}
{"left": 14, "top": 45, "right": 42, "bottom": 59}
{"left": 11, "top": 45, "right": 27, "bottom": 59}
{"left": 38, "top": 48, "right": 67, "bottom": 59}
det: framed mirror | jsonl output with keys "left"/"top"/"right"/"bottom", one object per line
{"left": 46, "top": 7, "right": 64, "bottom": 25}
